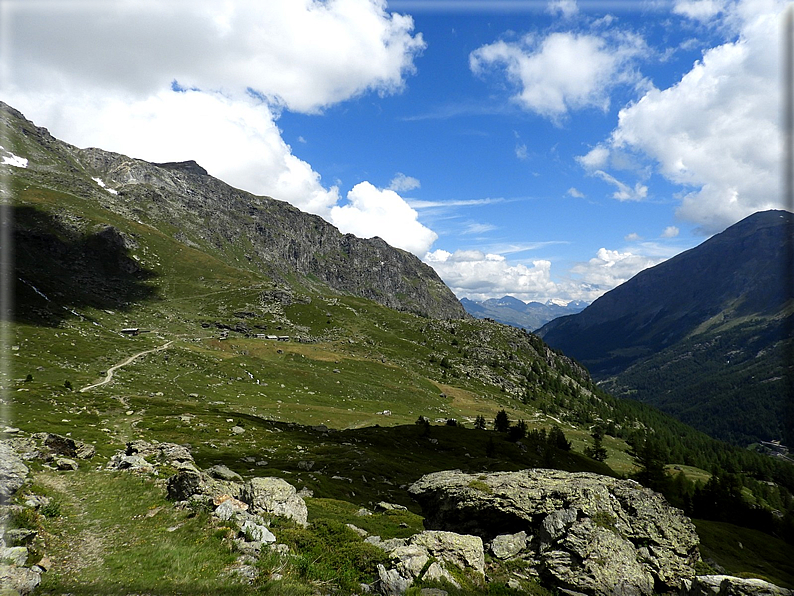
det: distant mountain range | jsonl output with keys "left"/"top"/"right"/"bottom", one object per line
{"left": 460, "top": 296, "right": 588, "bottom": 331}
{"left": 538, "top": 209, "right": 793, "bottom": 446}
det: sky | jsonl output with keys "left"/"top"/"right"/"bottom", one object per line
{"left": 0, "top": 0, "right": 787, "bottom": 304}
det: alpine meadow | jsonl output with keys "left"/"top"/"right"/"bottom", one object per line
{"left": 1, "top": 1, "right": 794, "bottom": 595}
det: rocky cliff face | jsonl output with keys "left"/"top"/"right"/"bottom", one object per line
{"left": 410, "top": 468, "right": 701, "bottom": 596}
{"left": 1, "top": 102, "right": 465, "bottom": 320}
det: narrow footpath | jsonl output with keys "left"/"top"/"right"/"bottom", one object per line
{"left": 79, "top": 340, "right": 174, "bottom": 393}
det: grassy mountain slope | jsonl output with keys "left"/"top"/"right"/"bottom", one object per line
{"left": 538, "top": 210, "right": 793, "bottom": 445}
{"left": 3, "top": 103, "right": 794, "bottom": 594}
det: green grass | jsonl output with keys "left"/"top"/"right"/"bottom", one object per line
{"left": 10, "top": 159, "right": 793, "bottom": 595}
{"left": 33, "top": 469, "right": 251, "bottom": 595}
{"left": 695, "top": 519, "right": 794, "bottom": 588}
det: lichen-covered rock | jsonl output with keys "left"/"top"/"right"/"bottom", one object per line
{"left": 40, "top": 433, "right": 92, "bottom": 459}
{"left": 0, "top": 442, "right": 29, "bottom": 498}
{"left": 0, "top": 563, "right": 41, "bottom": 595}
{"left": 410, "top": 530, "right": 484, "bottom": 576}
{"left": 240, "top": 477, "right": 307, "bottom": 526}
{"left": 165, "top": 466, "right": 242, "bottom": 504}
{"left": 490, "top": 531, "right": 528, "bottom": 559}
{"left": 687, "top": 575, "right": 793, "bottom": 596}
{"left": 409, "top": 469, "right": 700, "bottom": 596}
{"left": 373, "top": 530, "right": 482, "bottom": 595}
{"left": 213, "top": 496, "right": 249, "bottom": 521}
{"left": 240, "top": 520, "right": 276, "bottom": 544}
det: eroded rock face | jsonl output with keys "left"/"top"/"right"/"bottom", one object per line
{"left": 409, "top": 469, "right": 700, "bottom": 596}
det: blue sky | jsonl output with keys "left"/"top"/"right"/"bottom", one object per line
{"left": 1, "top": 0, "right": 786, "bottom": 303}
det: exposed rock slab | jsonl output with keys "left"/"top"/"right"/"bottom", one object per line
{"left": 409, "top": 468, "right": 700, "bottom": 596}
{"left": 687, "top": 575, "right": 792, "bottom": 596}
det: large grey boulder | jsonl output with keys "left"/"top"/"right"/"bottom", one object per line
{"left": 409, "top": 469, "right": 700, "bottom": 596}
{"left": 240, "top": 477, "right": 308, "bottom": 527}
{"left": 687, "top": 575, "right": 792, "bottom": 596}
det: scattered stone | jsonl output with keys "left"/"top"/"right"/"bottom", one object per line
{"left": 23, "top": 495, "right": 49, "bottom": 510}
{"left": 240, "top": 520, "right": 276, "bottom": 544}
{"left": 375, "top": 501, "right": 407, "bottom": 512}
{"left": 270, "top": 543, "right": 290, "bottom": 555}
{"left": 231, "top": 426, "right": 245, "bottom": 435}
{"left": 410, "top": 531, "right": 485, "bottom": 576}
{"left": 356, "top": 507, "right": 373, "bottom": 517}
{"left": 207, "top": 464, "right": 242, "bottom": 482}
{"left": 54, "top": 457, "right": 78, "bottom": 471}
{"left": 107, "top": 454, "right": 154, "bottom": 473}
{"left": 214, "top": 497, "right": 249, "bottom": 521}
{"left": 372, "top": 530, "right": 481, "bottom": 595}
{"left": 297, "top": 460, "right": 314, "bottom": 471}
{"left": 347, "top": 524, "right": 368, "bottom": 537}
{"left": 240, "top": 477, "right": 308, "bottom": 526}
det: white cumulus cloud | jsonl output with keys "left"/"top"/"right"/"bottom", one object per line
{"left": 330, "top": 182, "right": 437, "bottom": 256}
{"left": 593, "top": 170, "right": 648, "bottom": 202}
{"left": 470, "top": 30, "right": 646, "bottom": 121}
{"left": 673, "top": 0, "right": 727, "bottom": 21}
{"left": 661, "top": 226, "right": 680, "bottom": 238}
{"left": 598, "top": 0, "right": 784, "bottom": 233}
{"left": 569, "top": 248, "right": 665, "bottom": 294}
{"left": 2, "top": 0, "right": 434, "bottom": 254}
{"left": 547, "top": 0, "right": 579, "bottom": 19}
{"left": 425, "top": 249, "right": 557, "bottom": 302}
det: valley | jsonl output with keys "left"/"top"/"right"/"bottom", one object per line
{"left": 2, "top": 102, "right": 794, "bottom": 595}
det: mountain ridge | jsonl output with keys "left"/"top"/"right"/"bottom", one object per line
{"left": 537, "top": 209, "right": 793, "bottom": 444}
{"left": 1, "top": 101, "right": 466, "bottom": 321}
{"left": 461, "top": 295, "right": 588, "bottom": 330}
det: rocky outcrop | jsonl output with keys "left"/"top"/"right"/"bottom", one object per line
{"left": 373, "top": 530, "right": 485, "bottom": 595}
{"left": 686, "top": 575, "right": 792, "bottom": 596}
{"left": 107, "top": 439, "right": 194, "bottom": 473}
{"left": 0, "top": 442, "right": 29, "bottom": 500}
{"left": 240, "top": 477, "right": 308, "bottom": 527}
{"left": 409, "top": 469, "right": 700, "bottom": 596}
